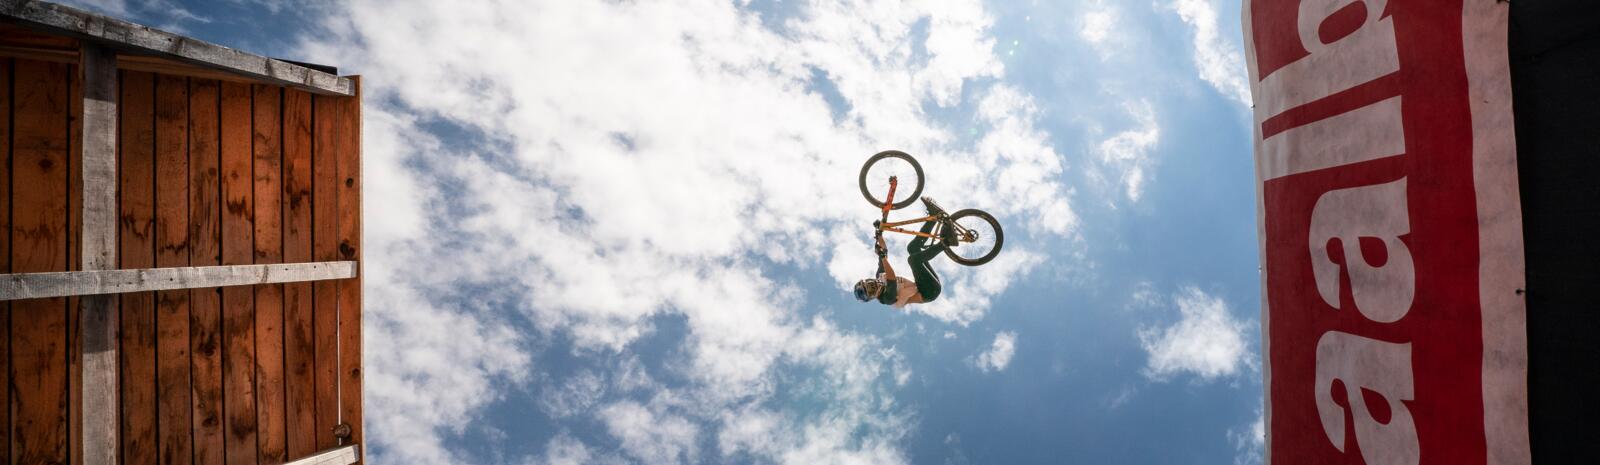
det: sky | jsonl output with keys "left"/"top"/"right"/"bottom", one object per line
{"left": 65, "top": 0, "right": 1265, "bottom": 463}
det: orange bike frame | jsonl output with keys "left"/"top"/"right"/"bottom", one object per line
{"left": 879, "top": 215, "right": 942, "bottom": 239}
{"left": 877, "top": 176, "right": 941, "bottom": 239}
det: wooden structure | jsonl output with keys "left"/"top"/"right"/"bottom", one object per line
{"left": 0, "top": 1, "right": 363, "bottom": 464}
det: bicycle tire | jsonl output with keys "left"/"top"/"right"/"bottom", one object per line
{"left": 859, "top": 150, "right": 925, "bottom": 210}
{"left": 944, "top": 209, "right": 1004, "bottom": 266}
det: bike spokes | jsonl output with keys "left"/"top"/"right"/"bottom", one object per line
{"left": 859, "top": 150, "right": 925, "bottom": 210}
{"left": 943, "top": 209, "right": 1003, "bottom": 266}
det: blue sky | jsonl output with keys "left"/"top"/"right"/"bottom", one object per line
{"left": 68, "top": 0, "right": 1264, "bottom": 463}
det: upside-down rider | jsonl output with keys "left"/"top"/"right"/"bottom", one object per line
{"left": 854, "top": 197, "right": 958, "bottom": 307}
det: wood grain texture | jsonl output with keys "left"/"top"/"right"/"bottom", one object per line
{"left": 78, "top": 43, "right": 119, "bottom": 465}
{"left": 188, "top": 78, "right": 226, "bottom": 465}
{"left": 154, "top": 73, "right": 192, "bottom": 465}
{"left": 253, "top": 84, "right": 287, "bottom": 465}
{"left": 0, "top": 57, "right": 359, "bottom": 465}
{"left": 11, "top": 58, "right": 71, "bottom": 465}
{"left": 67, "top": 57, "right": 83, "bottom": 465}
{"left": 310, "top": 92, "right": 339, "bottom": 451}
{"left": 0, "top": 56, "right": 12, "bottom": 465}
{"left": 119, "top": 69, "right": 159, "bottom": 465}
{"left": 334, "top": 77, "right": 363, "bottom": 461}
{"left": 280, "top": 88, "right": 316, "bottom": 460}
{"left": 0, "top": 262, "right": 356, "bottom": 300}
{"left": 219, "top": 80, "right": 260, "bottom": 465}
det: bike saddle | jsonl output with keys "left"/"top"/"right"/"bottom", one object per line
{"left": 921, "top": 196, "right": 948, "bottom": 216}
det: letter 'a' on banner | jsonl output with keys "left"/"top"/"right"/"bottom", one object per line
{"left": 1243, "top": 1, "right": 1530, "bottom": 465}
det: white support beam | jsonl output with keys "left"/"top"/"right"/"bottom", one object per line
{"left": 78, "top": 41, "right": 118, "bottom": 465}
{"left": 0, "top": 261, "right": 358, "bottom": 301}
{"left": 0, "top": 0, "right": 353, "bottom": 96}
{"left": 285, "top": 445, "right": 361, "bottom": 465}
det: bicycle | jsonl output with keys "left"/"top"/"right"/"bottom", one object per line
{"left": 859, "top": 150, "right": 1004, "bottom": 266}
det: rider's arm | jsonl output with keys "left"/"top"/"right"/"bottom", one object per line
{"left": 875, "top": 235, "right": 895, "bottom": 280}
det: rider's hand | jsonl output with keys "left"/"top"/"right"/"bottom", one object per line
{"left": 874, "top": 236, "right": 887, "bottom": 257}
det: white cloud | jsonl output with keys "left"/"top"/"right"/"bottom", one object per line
{"left": 58, "top": 0, "right": 130, "bottom": 15}
{"left": 1106, "top": 384, "right": 1137, "bottom": 409}
{"left": 1080, "top": 8, "right": 1115, "bottom": 46}
{"left": 600, "top": 401, "right": 701, "bottom": 465}
{"left": 1077, "top": 0, "right": 1121, "bottom": 60}
{"left": 1171, "top": 0, "right": 1252, "bottom": 105}
{"left": 973, "top": 331, "right": 1018, "bottom": 372}
{"left": 1094, "top": 99, "right": 1161, "bottom": 202}
{"left": 528, "top": 433, "right": 628, "bottom": 465}
{"left": 1138, "top": 287, "right": 1251, "bottom": 381}
{"left": 537, "top": 370, "right": 606, "bottom": 419}
{"left": 1128, "top": 281, "right": 1162, "bottom": 310}
{"left": 293, "top": 0, "right": 1077, "bottom": 463}
{"left": 58, "top": 0, "right": 210, "bottom": 26}
{"left": 1229, "top": 406, "right": 1266, "bottom": 465}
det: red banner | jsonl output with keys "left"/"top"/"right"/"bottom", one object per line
{"left": 1244, "top": 1, "right": 1528, "bottom": 464}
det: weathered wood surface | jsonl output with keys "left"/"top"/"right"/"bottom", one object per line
{"left": 282, "top": 88, "right": 318, "bottom": 459}
{"left": 78, "top": 43, "right": 118, "bottom": 465}
{"left": 189, "top": 77, "right": 226, "bottom": 465}
{"left": 0, "top": 56, "right": 12, "bottom": 465}
{"left": 153, "top": 73, "right": 193, "bottom": 465}
{"left": 335, "top": 77, "right": 364, "bottom": 462}
{"left": 254, "top": 84, "right": 288, "bottom": 465}
{"left": 13, "top": 57, "right": 72, "bottom": 465}
{"left": 311, "top": 90, "right": 341, "bottom": 452}
{"left": 119, "top": 69, "right": 159, "bottom": 465}
{"left": 0, "top": 44, "right": 309, "bottom": 91}
{"left": 0, "top": 55, "right": 362, "bottom": 465}
{"left": 220, "top": 80, "right": 260, "bottom": 465}
{"left": 0, "top": 262, "right": 358, "bottom": 300}
{"left": 67, "top": 55, "right": 84, "bottom": 465}
{"left": 0, "top": 0, "right": 354, "bottom": 96}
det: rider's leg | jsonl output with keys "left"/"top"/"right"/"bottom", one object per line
{"left": 906, "top": 220, "right": 945, "bottom": 302}
{"left": 907, "top": 219, "right": 937, "bottom": 254}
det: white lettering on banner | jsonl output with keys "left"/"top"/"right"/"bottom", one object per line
{"left": 1315, "top": 331, "right": 1421, "bottom": 465}
{"left": 1260, "top": 96, "right": 1406, "bottom": 179}
{"left": 1258, "top": 0, "right": 1400, "bottom": 118}
{"left": 1308, "top": 178, "right": 1415, "bottom": 323}
{"left": 1252, "top": 0, "right": 1528, "bottom": 463}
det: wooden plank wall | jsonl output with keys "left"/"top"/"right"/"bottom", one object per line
{"left": 0, "top": 57, "right": 363, "bottom": 465}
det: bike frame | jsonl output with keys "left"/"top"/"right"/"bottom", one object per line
{"left": 879, "top": 215, "right": 944, "bottom": 239}
{"left": 875, "top": 176, "right": 967, "bottom": 241}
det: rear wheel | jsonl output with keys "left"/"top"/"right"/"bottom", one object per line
{"left": 943, "top": 209, "right": 1003, "bottom": 266}
{"left": 859, "top": 150, "right": 925, "bottom": 210}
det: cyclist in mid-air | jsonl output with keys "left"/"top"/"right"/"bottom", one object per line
{"left": 855, "top": 197, "right": 956, "bottom": 308}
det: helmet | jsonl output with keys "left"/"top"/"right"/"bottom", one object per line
{"left": 854, "top": 279, "right": 883, "bottom": 302}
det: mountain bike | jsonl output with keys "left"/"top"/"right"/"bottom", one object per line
{"left": 859, "top": 150, "right": 1004, "bottom": 266}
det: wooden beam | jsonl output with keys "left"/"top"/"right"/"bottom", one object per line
{"left": 285, "top": 445, "right": 361, "bottom": 465}
{"left": 0, "top": 0, "right": 354, "bottom": 96}
{"left": 78, "top": 41, "right": 119, "bottom": 465}
{"left": 0, "top": 261, "right": 358, "bottom": 300}
{"left": 0, "top": 45, "right": 296, "bottom": 87}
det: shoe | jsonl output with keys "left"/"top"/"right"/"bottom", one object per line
{"left": 940, "top": 225, "right": 959, "bottom": 247}
{"left": 921, "top": 196, "right": 946, "bottom": 216}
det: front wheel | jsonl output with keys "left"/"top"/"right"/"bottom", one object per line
{"left": 943, "top": 209, "right": 1003, "bottom": 266}
{"left": 859, "top": 150, "right": 925, "bottom": 210}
